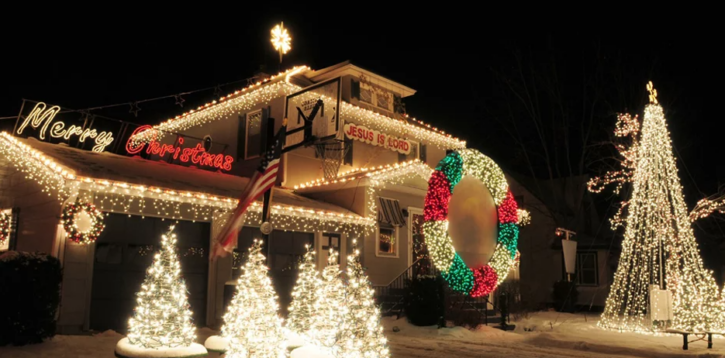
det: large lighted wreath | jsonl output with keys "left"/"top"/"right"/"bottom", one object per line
{"left": 0, "top": 211, "right": 10, "bottom": 244}
{"left": 62, "top": 202, "right": 105, "bottom": 245}
{"left": 423, "top": 149, "right": 522, "bottom": 297}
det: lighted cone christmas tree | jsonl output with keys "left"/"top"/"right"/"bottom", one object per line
{"left": 335, "top": 239, "right": 390, "bottom": 358}
{"left": 591, "top": 82, "right": 723, "bottom": 333}
{"left": 309, "top": 248, "right": 347, "bottom": 349}
{"left": 223, "top": 239, "right": 286, "bottom": 358}
{"left": 116, "top": 226, "right": 206, "bottom": 357}
{"left": 286, "top": 245, "right": 322, "bottom": 338}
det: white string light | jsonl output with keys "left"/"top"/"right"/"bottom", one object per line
{"left": 0, "top": 132, "right": 374, "bottom": 235}
{"left": 593, "top": 84, "right": 724, "bottom": 334}
{"left": 223, "top": 239, "right": 286, "bottom": 358}
{"left": 126, "top": 226, "right": 197, "bottom": 349}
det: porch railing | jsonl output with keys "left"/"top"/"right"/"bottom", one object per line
{"left": 373, "top": 258, "right": 496, "bottom": 326}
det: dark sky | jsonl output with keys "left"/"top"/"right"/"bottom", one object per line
{"left": 1, "top": 11, "right": 722, "bottom": 202}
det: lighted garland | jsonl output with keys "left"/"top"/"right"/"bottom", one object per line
{"left": 424, "top": 149, "right": 522, "bottom": 297}
{"left": 62, "top": 202, "right": 105, "bottom": 245}
{"left": 0, "top": 211, "right": 9, "bottom": 244}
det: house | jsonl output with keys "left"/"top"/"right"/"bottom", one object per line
{"left": 0, "top": 61, "right": 542, "bottom": 335}
{"left": 510, "top": 174, "right": 618, "bottom": 310}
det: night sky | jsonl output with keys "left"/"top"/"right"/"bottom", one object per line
{"left": 1, "top": 12, "right": 722, "bottom": 209}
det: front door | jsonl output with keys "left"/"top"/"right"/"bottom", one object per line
{"left": 407, "top": 208, "right": 430, "bottom": 276}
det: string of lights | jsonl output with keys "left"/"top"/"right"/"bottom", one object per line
{"left": 594, "top": 83, "right": 724, "bottom": 334}
{"left": 222, "top": 239, "right": 286, "bottom": 358}
{"left": 126, "top": 226, "right": 197, "bottom": 349}
{"left": 0, "top": 132, "right": 374, "bottom": 236}
{"left": 423, "top": 149, "right": 524, "bottom": 297}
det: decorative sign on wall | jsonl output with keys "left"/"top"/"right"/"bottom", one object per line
{"left": 344, "top": 123, "right": 411, "bottom": 154}
{"left": 126, "top": 125, "right": 234, "bottom": 171}
{"left": 16, "top": 102, "right": 115, "bottom": 152}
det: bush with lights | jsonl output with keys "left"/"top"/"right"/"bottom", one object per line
{"left": 286, "top": 245, "right": 322, "bottom": 345}
{"left": 115, "top": 226, "right": 206, "bottom": 358}
{"left": 0, "top": 211, "right": 10, "bottom": 245}
{"left": 335, "top": 240, "right": 390, "bottom": 358}
{"left": 221, "top": 239, "right": 287, "bottom": 358}
{"left": 308, "top": 249, "right": 347, "bottom": 350}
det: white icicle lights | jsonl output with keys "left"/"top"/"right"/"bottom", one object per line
{"left": 223, "top": 239, "right": 287, "bottom": 358}
{"left": 126, "top": 226, "right": 197, "bottom": 348}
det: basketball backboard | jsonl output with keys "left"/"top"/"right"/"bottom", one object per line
{"left": 284, "top": 77, "right": 341, "bottom": 148}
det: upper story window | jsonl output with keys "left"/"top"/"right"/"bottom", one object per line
{"left": 245, "top": 110, "right": 263, "bottom": 159}
{"left": 398, "top": 141, "right": 425, "bottom": 163}
{"left": 376, "top": 93, "right": 391, "bottom": 111}
{"left": 360, "top": 87, "right": 373, "bottom": 104}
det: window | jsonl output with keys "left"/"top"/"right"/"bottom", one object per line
{"left": 360, "top": 87, "right": 373, "bottom": 104}
{"left": 419, "top": 144, "right": 427, "bottom": 163}
{"left": 245, "top": 110, "right": 263, "bottom": 159}
{"left": 202, "top": 135, "right": 213, "bottom": 152}
{"left": 398, "top": 141, "right": 419, "bottom": 163}
{"left": 376, "top": 93, "right": 390, "bottom": 110}
{"left": 376, "top": 223, "right": 398, "bottom": 257}
{"left": 343, "top": 135, "right": 353, "bottom": 165}
{"left": 0, "top": 209, "right": 15, "bottom": 252}
{"left": 576, "top": 252, "right": 598, "bottom": 286}
{"left": 322, "top": 233, "right": 341, "bottom": 264}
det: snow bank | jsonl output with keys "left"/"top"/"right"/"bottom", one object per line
{"left": 285, "top": 330, "right": 307, "bottom": 349}
{"left": 290, "top": 345, "right": 334, "bottom": 358}
{"left": 203, "top": 335, "right": 228, "bottom": 353}
{"left": 115, "top": 338, "right": 207, "bottom": 358}
{"left": 515, "top": 311, "right": 723, "bottom": 358}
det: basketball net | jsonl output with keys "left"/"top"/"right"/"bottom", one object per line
{"left": 315, "top": 141, "right": 350, "bottom": 181}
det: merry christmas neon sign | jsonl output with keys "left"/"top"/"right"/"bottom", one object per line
{"left": 126, "top": 125, "right": 234, "bottom": 171}
{"left": 16, "top": 102, "right": 115, "bottom": 152}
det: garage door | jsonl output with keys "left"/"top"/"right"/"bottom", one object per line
{"left": 90, "top": 214, "right": 209, "bottom": 332}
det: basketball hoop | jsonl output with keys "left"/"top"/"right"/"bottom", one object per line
{"left": 315, "top": 141, "right": 349, "bottom": 181}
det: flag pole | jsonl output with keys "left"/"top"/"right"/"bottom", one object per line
{"left": 261, "top": 117, "right": 277, "bottom": 257}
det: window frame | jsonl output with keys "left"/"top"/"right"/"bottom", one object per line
{"left": 321, "top": 233, "right": 341, "bottom": 264}
{"left": 244, "top": 110, "right": 263, "bottom": 160}
{"left": 576, "top": 251, "right": 599, "bottom": 286}
{"left": 398, "top": 140, "right": 420, "bottom": 163}
{"left": 375, "top": 223, "right": 399, "bottom": 258}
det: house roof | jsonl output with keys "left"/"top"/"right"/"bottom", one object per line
{"left": 293, "top": 159, "right": 433, "bottom": 191}
{"left": 133, "top": 63, "right": 464, "bottom": 150}
{"left": 0, "top": 134, "right": 367, "bottom": 222}
{"left": 304, "top": 61, "right": 417, "bottom": 98}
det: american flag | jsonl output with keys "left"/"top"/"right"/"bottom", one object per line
{"left": 211, "top": 123, "right": 287, "bottom": 258}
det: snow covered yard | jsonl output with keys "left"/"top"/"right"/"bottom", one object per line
{"left": 382, "top": 312, "right": 725, "bottom": 358}
{"left": 2, "top": 313, "right": 725, "bottom": 357}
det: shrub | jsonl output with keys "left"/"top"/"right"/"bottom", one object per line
{"left": 552, "top": 280, "right": 579, "bottom": 313}
{"left": 0, "top": 251, "right": 62, "bottom": 346}
{"left": 403, "top": 275, "right": 444, "bottom": 326}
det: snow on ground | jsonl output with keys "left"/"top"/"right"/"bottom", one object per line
{"left": 2, "top": 313, "right": 725, "bottom": 357}
{"left": 382, "top": 312, "right": 725, "bottom": 358}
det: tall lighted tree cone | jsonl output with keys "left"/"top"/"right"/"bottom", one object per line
{"left": 223, "top": 239, "right": 286, "bottom": 358}
{"left": 118, "top": 226, "right": 203, "bottom": 356}
{"left": 286, "top": 245, "right": 322, "bottom": 337}
{"left": 309, "top": 249, "right": 347, "bottom": 349}
{"left": 335, "top": 240, "right": 390, "bottom": 358}
{"left": 597, "top": 85, "right": 722, "bottom": 333}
